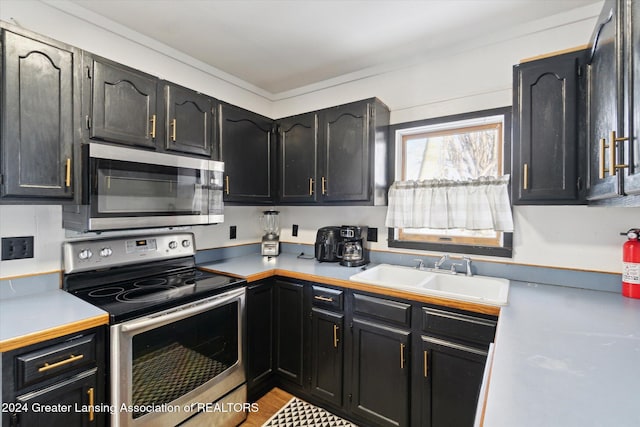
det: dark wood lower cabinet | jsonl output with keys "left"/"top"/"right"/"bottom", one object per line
{"left": 245, "top": 280, "right": 496, "bottom": 427}
{"left": 274, "top": 280, "right": 305, "bottom": 386}
{"left": 351, "top": 318, "right": 411, "bottom": 427}
{"left": 14, "top": 369, "right": 98, "bottom": 427}
{"left": 246, "top": 281, "right": 274, "bottom": 401}
{"left": 310, "top": 308, "right": 344, "bottom": 406}
{"left": 420, "top": 337, "right": 488, "bottom": 427}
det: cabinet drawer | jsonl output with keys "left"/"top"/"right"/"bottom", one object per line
{"left": 16, "top": 334, "right": 96, "bottom": 389}
{"left": 422, "top": 308, "right": 496, "bottom": 347}
{"left": 311, "top": 286, "right": 343, "bottom": 311}
{"left": 353, "top": 293, "right": 411, "bottom": 327}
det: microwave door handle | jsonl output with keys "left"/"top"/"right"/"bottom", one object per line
{"left": 120, "top": 288, "right": 244, "bottom": 334}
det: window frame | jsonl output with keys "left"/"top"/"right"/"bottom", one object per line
{"left": 387, "top": 106, "right": 513, "bottom": 258}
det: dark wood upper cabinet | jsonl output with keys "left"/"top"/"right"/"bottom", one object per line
{"left": 586, "top": 0, "right": 640, "bottom": 201}
{"left": 219, "top": 103, "right": 275, "bottom": 203}
{"left": 277, "top": 112, "right": 319, "bottom": 203}
{"left": 277, "top": 98, "right": 389, "bottom": 205}
{"left": 87, "top": 56, "right": 158, "bottom": 149}
{"left": 512, "top": 49, "right": 587, "bottom": 204}
{"left": 1, "top": 28, "right": 76, "bottom": 200}
{"left": 164, "top": 83, "right": 214, "bottom": 157}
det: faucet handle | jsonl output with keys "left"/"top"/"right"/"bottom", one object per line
{"left": 413, "top": 258, "right": 425, "bottom": 270}
{"left": 462, "top": 256, "right": 473, "bottom": 276}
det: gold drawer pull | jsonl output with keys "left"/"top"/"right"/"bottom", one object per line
{"left": 400, "top": 343, "right": 406, "bottom": 369}
{"left": 333, "top": 324, "right": 339, "bottom": 348}
{"left": 309, "top": 177, "right": 314, "bottom": 196}
{"left": 38, "top": 354, "right": 84, "bottom": 372}
{"left": 599, "top": 138, "right": 608, "bottom": 179}
{"left": 523, "top": 163, "right": 529, "bottom": 190}
{"left": 313, "top": 295, "right": 334, "bottom": 302}
{"left": 171, "top": 118, "right": 177, "bottom": 141}
{"left": 150, "top": 114, "right": 157, "bottom": 138}
{"left": 610, "top": 130, "right": 630, "bottom": 176}
{"left": 321, "top": 176, "right": 327, "bottom": 195}
{"left": 87, "top": 387, "right": 95, "bottom": 421}
{"left": 65, "top": 158, "right": 72, "bottom": 188}
{"left": 224, "top": 176, "right": 230, "bottom": 195}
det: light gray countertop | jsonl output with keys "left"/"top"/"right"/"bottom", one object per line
{"left": 0, "top": 288, "right": 108, "bottom": 351}
{"left": 202, "top": 253, "right": 640, "bottom": 427}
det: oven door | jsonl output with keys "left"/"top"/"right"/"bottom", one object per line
{"left": 66, "top": 143, "right": 224, "bottom": 231}
{"left": 110, "top": 287, "right": 245, "bottom": 427}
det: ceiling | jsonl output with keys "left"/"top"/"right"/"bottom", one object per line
{"left": 61, "top": 0, "right": 601, "bottom": 98}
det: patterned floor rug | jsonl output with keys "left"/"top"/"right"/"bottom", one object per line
{"left": 262, "top": 397, "right": 359, "bottom": 427}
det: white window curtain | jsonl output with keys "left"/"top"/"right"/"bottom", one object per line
{"left": 385, "top": 175, "right": 514, "bottom": 232}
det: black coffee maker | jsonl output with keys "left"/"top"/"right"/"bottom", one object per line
{"left": 337, "top": 225, "right": 368, "bottom": 267}
{"left": 314, "top": 226, "right": 342, "bottom": 262}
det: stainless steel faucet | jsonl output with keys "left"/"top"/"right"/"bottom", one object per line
{"left": 462, "top": 256, "right": 473, "bottom": 276}
{"left": 434, "top": 254, "right": 449, "bottom": 270}
{"left": 413, "top": 259, "right": 425, "bottom": 270}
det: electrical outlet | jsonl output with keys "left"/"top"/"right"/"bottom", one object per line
{"left": 229, "top": 226, "right": 237, "bottom": 239}
{"left": 292, "top": 224, "right": 298, "bottom": 237}
{"left": 367, "top": 227, "right": 378, "bottom": 242}
{"left": 1, "top": 236, "right": 34, "bottom": 260}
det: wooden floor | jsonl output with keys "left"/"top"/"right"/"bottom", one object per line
{"left": 240, "top": 388, "right": 293, "bottom": 427}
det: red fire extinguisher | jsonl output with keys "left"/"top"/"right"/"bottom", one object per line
{"left": 622, "top": 228, "right": 640, "bottom": 299}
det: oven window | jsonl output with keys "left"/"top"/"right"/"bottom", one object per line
{"left": 92, "top": 158, "right": 208, "bottom": 216}
{"left": 131, "top": 302, "right": 238, "bottom": 418}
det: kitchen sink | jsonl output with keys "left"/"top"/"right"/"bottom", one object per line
{"left": 349, "top": 264, "right": 509, "bottom": 305}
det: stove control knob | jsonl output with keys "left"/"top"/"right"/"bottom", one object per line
{"left": 182, "top": 239, "right": 191, "bottom": 248}
{"left": 168, "top": 241, "right": 178, "bottom": 249}
{"left": 78, "top": 249, "right": 93, "bottom": 260}
{"left": 100, "top": 247, "right": 113, "bottom": 257}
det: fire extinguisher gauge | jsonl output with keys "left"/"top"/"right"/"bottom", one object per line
{"left": 627, "top": 229, "right": 640, "bottom": 240}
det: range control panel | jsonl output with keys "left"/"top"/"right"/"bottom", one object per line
{"left": 63, "top": 232, "right": 195, "bottom": 273}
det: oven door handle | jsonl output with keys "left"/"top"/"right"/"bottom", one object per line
{"left": 120, "top": 287, "right": 244, "bottom": 334}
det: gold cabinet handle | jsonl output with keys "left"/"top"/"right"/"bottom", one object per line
{"left": 599, "top": 138, "right": 608, "bottom": 179}
{"left": 224, "top": 176, "right": 230, "bottom": 195}
{"left": 150, "top": 114, "right": 157, "bottom": 138}
{"left": 38, "top": 354, "right": 84, "bottom": 372}
{"left": 523, "top": 163, "right": 529, "bottom": 190}
{"left": 65, "top": 158, "right": 72, "bottom": 188}
{"left": 87, "top": 387, "right": 95, "bottom": 422}
{"left": 333, "top": 324, "right": 339, "bottom": 348}
{"left": 400, "top": 343, "right": 406, "bottom": 369}
{"left": 321, "top": 176, "right": 327, "bottom": 195}
{"left": 424, "top": 350, "right": 428, "bottom": 378}
{"left": 171, "top": 118, "right": 177, "bottom": 141}
{"left": 610, "top": 130, "right": 630, "bottom": 176}
{"left": 313, "top": 295, "right": 334, "bottom": 302}
{"left": 309, "top": 177, "right": 314, "bottom": 196}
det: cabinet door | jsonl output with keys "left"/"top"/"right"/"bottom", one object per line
{"left": 587, "top": 0, "right": 623, "bottom": 200}
{"left": 512, "top": 51, "right": 586, "bottom": 204}
{"left": 274, "top": 280, "right": 305, "bottom": 385}
{"left": 164, "top": 84, "right": 213, "bottom": 157}
{"left": 1, "top": 30, "right": 74, "bottom": 199}
{"left": 420, "top": 337, "right": 487, "bottom": 427}
{"left": 277, "top": 113, "right": 319, "bottom": 203}
{"left": 624, "top": 0, "right": 640, "bottom": 195}
{"left": 89, "top": 58, "right": 158, "bottom": 148}
{"left": 310, "top": 308, "right": 343, "bottom": 407}
{"left": 351, "top": 318, "right": 410, "bottom": 427}
{"left": 15, "top": 370, "right": 100, "bottom": 427}
{"left": 320, "top": 101, "right": 371, "bottom": 202}
{"left": 246, "top": 282, "right": 274, "bottom": 398}
{"left": 219, "top": 103, "right": 275, "bottom": 203}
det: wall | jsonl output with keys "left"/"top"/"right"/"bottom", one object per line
{"left": 1, "top": 0, "right": 638, "bottom": 281}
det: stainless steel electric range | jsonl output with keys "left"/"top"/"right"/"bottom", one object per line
{"left": 63, "top": 232, "right": 247, "bottom": 427}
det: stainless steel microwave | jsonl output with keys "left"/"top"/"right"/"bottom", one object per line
{"left": 63, "top": 143, "right": 224, "bottom": 232}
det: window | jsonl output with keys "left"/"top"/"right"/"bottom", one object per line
{"left": 387, "top": 107, "right": 512, "bottom": 257}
